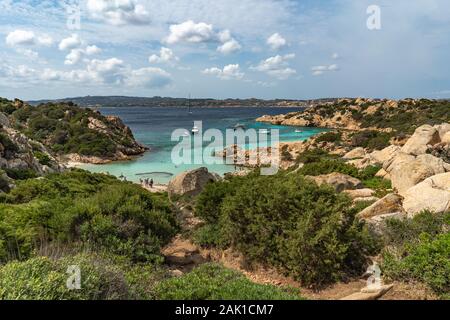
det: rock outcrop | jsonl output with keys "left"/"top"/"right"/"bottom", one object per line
{"left": 168, "top": 167, "right": 221, "bottom": 197}
{"left": 387, "top": 154, "right": 448, "bottom": 195}
{"left": 402, "top": 172, "right": 450, "bottom": 217}
{"left": 307, "top": 173, "right": 363, "bottom": 193}
{"left": 343, "top": 147, "right": 366, "bottom": 159}
{"left": 401, "top": 125, "right": 441, "bottom": 156}
{"left": 357, "top": 194, "right": 405, "bottom": 220}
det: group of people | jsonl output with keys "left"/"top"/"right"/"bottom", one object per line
{"left": 140, "top": 178, "right": 154, "bottom": 189}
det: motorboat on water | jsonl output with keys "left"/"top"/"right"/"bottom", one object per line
{"left": 191, "top": 125, "right": 200, "bottom": 134}
{"left": 295, "top": 129, "right": 303, "bottom": 133}
{"left": 259, "top": 129, "right": 271, "bottom": 135}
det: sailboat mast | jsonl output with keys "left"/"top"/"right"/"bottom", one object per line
{"left": 188, "top": 94, "right": 191, "bottom": 113}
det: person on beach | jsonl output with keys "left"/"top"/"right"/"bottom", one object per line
{"left": 150, "top": 179, "right": 154, "bottom": 188}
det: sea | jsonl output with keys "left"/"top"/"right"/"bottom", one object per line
{"left": 79, "top": 106, "right": 327, "bottom": 184}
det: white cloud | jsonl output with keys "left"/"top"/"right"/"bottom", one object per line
{"left": 127, "top": 67, "right": 172, "bottom": 88}
{"left": 87, "top": 58, "right": 126, "bottom": 84}
{"left": 166, "top": 20, "right": 241, "bottom": 54}
{"left": 311, "top": 64, "right": 339, "bottom": 76}
{"left": 16, "top": 48, "right": 39, "bottom": 60}
{"left": 149, "top": 47, "right": 179, "bottom": 64}
{"left": 166, "top": 20, "right": 216, "bottom": 44}
{"left": 59, "top": 34, "right": 81, "bottom": 51}
{"left": 267, "top": 33, "right": 286, "bottom": 50}
{"left": 87, "top": 0, "right": 150, "bottom": 25}
{"left": 203, "top": 64, "right": 244, "bottom": 80}
{"left": 217, "top": 38, "right": 241, "bottom": 54}
{"left": 65, "top": 45, "right": 102, "bottom": 65}
{"left": 253, "top": 53, "right": 296, "bottom": 79}
{"left": 332, "top": 53, "right": 339, "bottom": 60}
{"left": 85, "top": 45, "right": 102, "bottom": 55}
{"left": 59, "top": 35, "right": 101, "bottom": 65}
{"left": 6, "top": 29, "right": 53, "bottom": 47}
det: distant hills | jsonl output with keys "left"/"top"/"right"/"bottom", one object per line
{"left": 28, "top": 96, "right": 340, "bottom": 108}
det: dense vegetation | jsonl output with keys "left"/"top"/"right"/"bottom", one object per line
{"left": 0, "top": 169, "right": 303, "bottom": 300}
{"left": 0, "top": 170, "right": 178, "bottom": 263}
{"left": 295, "top": 150, "right": 391, "bottom": 197}
{"left": 381, "top": 211, "right": 450, "bottom": 298}
{"left": 154, "top": 263, "right": 302, "bottom": 300}
{"left": 194, "top": 170, "right": 379, "bottom": 288}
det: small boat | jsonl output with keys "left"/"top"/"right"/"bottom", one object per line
{"left": 233, "top": 123, "right": 246, "bottom": 131}
{"left": 191, "top": 125, "right": 200, "bottom": 134}
{"left": 295, "top": 129, "right": 303, "bottom": 133}
{"left": 259, "top": 129, "right": 271, "bottom": 135}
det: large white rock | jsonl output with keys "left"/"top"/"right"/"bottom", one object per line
{"left": 401, "top": 125, "right": 441, "bottom": 156}
{"left": 168, "top": 167, "right": 221, "bottom": 197}
{"left": 370, "top": 145, "right": 401, "bottom": 165}
{"left": 306, "top": 173, "right": 363, "bottom": 193}
{"left": 357, "top": 193, "right": 404, "bottom": 219}
{"left": 402, "top": 172, "right": 450, "bottom": 217}
{"left": 343, "top": 147, "right": 366, "bottom": 159}
{"left": 387, "top": 154, "right": 447, "bottom": 195}
{"left": 434, "top": 123, "right": 450, "bottom": 141}
{"left": 441, "top": 131, "right": 450, "bottom": 145}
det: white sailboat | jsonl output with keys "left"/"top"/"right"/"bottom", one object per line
{"left": 191, "top": 124, "right": 199, "bottom": 134}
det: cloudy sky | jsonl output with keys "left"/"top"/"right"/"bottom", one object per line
{"left": 0, "top": 0, "right": 449, "bottom": 100}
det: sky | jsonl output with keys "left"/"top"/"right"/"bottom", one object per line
{"left": 0, "top": 0, "right": 449, "bottom": 101}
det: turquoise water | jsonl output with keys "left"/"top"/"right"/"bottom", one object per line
{"left": 79, "top": 107, "right": 326, "bottom": 184}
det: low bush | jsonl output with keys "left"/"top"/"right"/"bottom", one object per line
{"left": 195, "top": 172, "right": 379, "bottom": 288}
{"left": 0, "top": 253, "right": 167, "bottom": 300}
{"left": 4, "top": 168, "right": 37, "bottom": 180}
{"left": 382, "top": 232, "right": 449, "bottom": 298}
{"left": 154, "top": 263, "right": 303, "bottom": 300}
{"left": 0, "top": 170, "right": 178, "bottom": 263}
{"left": 381, "top": 211, "right": 450, "bottom": 298}
{"left": 351, "top": 130, "right": 392, "bottom": 151}
{"left": 34, "top": 151, "right": 52, "bottom": 166}
{"left": 298, "top": 159, "right": 360, "bottom": 177}
{"left": 315, "top": 131, "right": 342, "bottom": 143}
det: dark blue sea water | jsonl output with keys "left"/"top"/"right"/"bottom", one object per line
{"left": 80, "top": 106, "right": 326, "bottom": 184}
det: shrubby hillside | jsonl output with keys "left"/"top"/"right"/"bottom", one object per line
{"left": 1, "top": 97, "right": 147, "bottom": 164}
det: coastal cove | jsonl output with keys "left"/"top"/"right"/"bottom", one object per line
{"left": 77, "top": 106, "right": 326, "bottom": 184}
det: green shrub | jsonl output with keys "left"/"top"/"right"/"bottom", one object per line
{"left": 4, "top": 168, "right": 37, "bottom": 180}
{"left": 298, "top": 159, "right": 360, "bottom": 177}
{"left": 382, "top": 232, "right": 450, "bottom": 297}
{"left": 351, "top": 130, "right": 392, "bottom": 151}
{"left": 315, "top": 131, "right": 342, "bottom": 143}
{"left": 0, "top": 254, "right": 166, "bottom": 300}
{"left": 381, "top": 211, "right": 450, "bottom": 298}
{"left": 154, "top": 263, "right": 303, "bottom": 300}
{"left": 195, "top": 173, "right": 379, "bottom": 288}
{"left": 0, "top": 132, "right": 19, "bottom": 154}
{"left": 0, "top": 170, "right": 178, "bottom": 263}
{"left": 34, "top": 151, "right": 52, "bottom": 166}
{"left": 296, "top": 149, "right": 337, "bottom": 164}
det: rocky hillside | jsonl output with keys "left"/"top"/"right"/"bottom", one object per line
{"left": 257, "top": 98, "right": 450, "bottom": 133}
{"left": 0, "top": 107, "right": 63, "bottom": 192}
{"left": 0, "top": 97, "right": 147, "bottom": 165}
